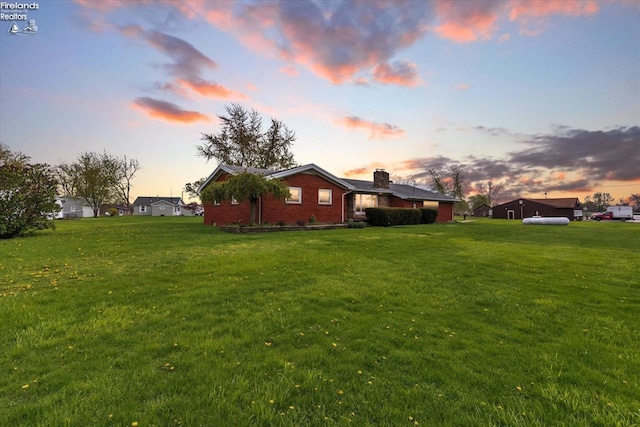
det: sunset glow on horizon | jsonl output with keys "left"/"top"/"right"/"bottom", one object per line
{"left": 1, "top": 0, "right": 638, "bottom": 204}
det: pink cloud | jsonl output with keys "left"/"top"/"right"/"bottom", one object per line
{"left": 177, "top": 79, "right": 246, "bottom": 100}
{"left": 200, "top": 1, "right": 430, "bottom": 85}
{"left": 279, "top": 65, "right": 299, "bottom": 77}
{"left": 76, "top": 0, "right": 605, "bottom": 88}
{"left": 499, "top": 33, "right": 510, "bottom": 43}
{"left": 337, "top": 116, "right": 405, "bottom": 140}
{"left": 132, "top": 97, "right": 209, "bottom": 123}
{"left": 508, "top": 0, "right": 599, "bottom": 20}
{"left": 456, "top": 83, "right": 470, "bottom": 91}
{"left": 373, "top": 61, "right": 421, "bottom": 87}
{"left": 433, "top": 0, "right": 500, "bottom": 43}
{"left": 343, "top": 163, "right": 387, "bottom": 178}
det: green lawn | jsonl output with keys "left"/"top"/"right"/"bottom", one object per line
{"left": 1, "top": 217, "right": 638, "bottom": 426}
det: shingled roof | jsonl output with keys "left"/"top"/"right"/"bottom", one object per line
{"left": 527, "top": 198, "right": 580, "bottom": 209}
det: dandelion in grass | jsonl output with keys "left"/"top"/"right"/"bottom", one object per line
{"left": 21, "top": 384, "right": 29, "bottom": 389}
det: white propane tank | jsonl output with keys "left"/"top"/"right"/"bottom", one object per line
{"left": 522, "top": 216, "right": 570, "bottom": 225}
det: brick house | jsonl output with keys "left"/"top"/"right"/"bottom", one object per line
{"left": 198, "top": 164, "right": 458, "bottom": 226}
{"left": 491, "top": 197, "right": 582, "bottom": 220}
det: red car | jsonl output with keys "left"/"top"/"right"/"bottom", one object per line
{"left": 591, "top": 212, "right": 613, "bottom": 221}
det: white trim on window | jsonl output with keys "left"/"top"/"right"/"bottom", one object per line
{"left": 318, "top": 189, "right": 332, "bottom": 205}
{"left": 231, "top": 197, "right": 239, "bottom": 205}
{"left": 287, "top": 187, "right": 302, "bottom": 204}
{"left": 139, "top": 205, "right": 147, "bottom": 213}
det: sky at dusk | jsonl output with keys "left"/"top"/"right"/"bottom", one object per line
{"left": 1, "top": 0, "right": 639, "bottom": 205}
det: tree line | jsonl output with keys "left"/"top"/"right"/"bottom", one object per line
{"left": 1, "top": 142, "right": 140, "bottom": 238}
{"left": 3, "top": 103, "right": 637, "bottom": 237}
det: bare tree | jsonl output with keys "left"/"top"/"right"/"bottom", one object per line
{"left": 428, "top": 165, "right": 466, "bottom": 199}
{"left": 58, "top": 152, "right": 122, "bottom": 217}
{"left": 475, "top": 181, "right": 503, "bottom": 207}
{"left": 428, "top": 168, "right": 448, "bottom": 195}
{"left": 115, "top": 156, "right": 141, "bottom": 207}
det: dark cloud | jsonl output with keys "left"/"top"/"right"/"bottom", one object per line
{"left": 511, "top": 126, "right": 640, "bottom": 181}
{"left": 119, "top": 26, "right": 244, "bottom": 107}
{"left": 145, "top": 30, "right": 217, "bottom": 79}
{"left": 356, "top": 125, "right": 639, "bottom": 198}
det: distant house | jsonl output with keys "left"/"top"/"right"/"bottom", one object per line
{"left": 132, "top": 197, "right": 191, "bottom": 216}
{"left": 198, "top": 164, "right": 458, "bottom": 226}
{"left": 472, "top": 204, "right": 491, "bottom": 217}
{"left": 55, "top": 196, "right": 93, "bottom": 219}
{"left": 99, "top": 204, "right": 134, "bottom": 216}
{"left": 491, "top": 198, "right": 582, "bottom": 220}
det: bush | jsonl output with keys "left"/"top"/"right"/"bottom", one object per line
{"left": 420, "top": 208, "right": 439, "bottom": 224}
{"left": 107, "top": 208, "right": 119, "bottom": 217}
{"left": 346, "top": 220, "right": 366, "bottom": 228}
{"left": 1, "top": 144, "right": 58, "bottom": 239}
{"left": 365, "top": 208, "right": 422, "bottom": 227}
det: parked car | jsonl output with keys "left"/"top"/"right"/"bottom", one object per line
{"left": 592, "top": 212, "right": 613, "bottom": 221}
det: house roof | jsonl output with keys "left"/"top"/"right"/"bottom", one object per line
{"left": 198, "top": 163, "right": 354, "bottom": 192}
{"left": 133, "top": 196, "right": 184, "bottom": 206}
{"left": 494, "top": 197, "right": 580, "bottom": 209}
{"left": 527, "top": 198, "right": 580, "bottom": 209}
{"left": 199, "top": 163, "right": 458, "bottom": 204}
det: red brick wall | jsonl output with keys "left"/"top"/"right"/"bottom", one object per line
{"left": 261, "top": 173, "right": 345, "bottom": 224}
{"left": 437, "top": 203, "right": 454, "bottom": 222}
{"left": 202, "top": 173, "right": 254, "bottom": 226}
{"left": 203, "top": 172, "right": 347, "bottom": 225}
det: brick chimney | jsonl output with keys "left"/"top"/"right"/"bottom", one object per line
{"left": 373, "top": 169, "right": 389, "bottom": 189}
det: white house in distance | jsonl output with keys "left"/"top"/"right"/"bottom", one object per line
{"left": 55, "top": 196, "right": 94, "bottom": 219}
{"left": 132, "top": 196, "right": 192, "bottom": 217}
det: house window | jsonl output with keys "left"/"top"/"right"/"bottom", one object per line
{"left": 287, "top": 187, "right": 302, "bottom": 204}
{"left": 231, "top": 197, "right": 239, "bottom": 205}
{"left": 213, "top": 199, "right": 220, "bottom": 206}
{"left": 355, "top": 194, "right": 378, "bottom": 212}
{"left": 70, "top": 205, "right": 76, "bottom": 212}
{"left": 175, "top": 206, "right": 181, "bottom": 214}
{"left": 318, "top": 189, "right": 332, "bottom": 205}
{"left": 139, "top": 205, "right": 146, "bottom": 213}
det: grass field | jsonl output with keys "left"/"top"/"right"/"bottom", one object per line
{"left": 1, "top": 217, "right": 638, "bottom": 426}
